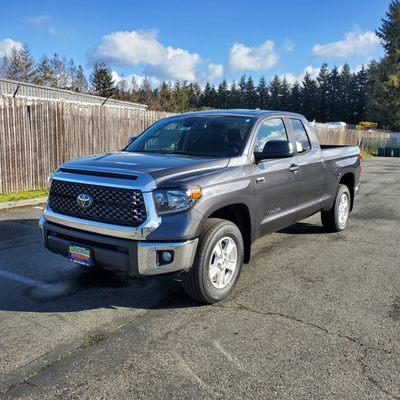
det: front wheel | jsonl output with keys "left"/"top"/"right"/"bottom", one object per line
{"left": 321, "top": 184, "right": 351, "bottom": 232}
{"left": 181, "top": 218, "right": 244, "bottom": 304}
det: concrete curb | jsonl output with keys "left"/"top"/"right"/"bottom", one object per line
{"left": 0, "top": 197, "right": 48, "bottom": 211}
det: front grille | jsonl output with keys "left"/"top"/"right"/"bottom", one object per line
{"left": 49, "top": 180, "right": 147, "bottom": 227}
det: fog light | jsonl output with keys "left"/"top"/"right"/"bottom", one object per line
{"left": 160, "top": 250, "right": 173, "bottom": 263}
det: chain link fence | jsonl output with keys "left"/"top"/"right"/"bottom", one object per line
{"left": 360, "top": 137, "right": 400, "bottom": 157}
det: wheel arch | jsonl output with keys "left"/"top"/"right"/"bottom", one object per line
{"left": 204, "top": 203, "right": 252, "bottom": 263}
{"left": 339, "top": 173, "right": 355, "bottom": 211}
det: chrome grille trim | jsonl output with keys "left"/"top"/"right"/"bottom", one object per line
{"left": 42, "top": 169, "right": 161, "bottom": 240}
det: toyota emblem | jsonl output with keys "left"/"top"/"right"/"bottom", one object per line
{"left": 77, "top": 193, "right": 93, "bottom": 209}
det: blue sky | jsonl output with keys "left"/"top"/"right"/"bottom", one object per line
{"left": 0, "top": 0, "right": 389, "bottom": 87}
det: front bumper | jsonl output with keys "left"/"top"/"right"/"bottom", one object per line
{"left": 39, "top": 216, "right": 198, "bottom": 277}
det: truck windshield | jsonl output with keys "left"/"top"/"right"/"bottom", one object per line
{"left": 125, "top": 115, "right": 254, "bottom": 157}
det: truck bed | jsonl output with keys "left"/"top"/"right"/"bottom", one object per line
{"left": 320, "top": 144, "right": 360, "bottom": 161}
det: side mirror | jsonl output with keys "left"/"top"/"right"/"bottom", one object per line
{"left": 254, "top": 141, "right": 294, "bottom": 162}
{"left": 128, "top": 136, "right": 136, "bottom": 145}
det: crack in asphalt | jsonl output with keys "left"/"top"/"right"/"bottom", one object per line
{"left": 0, "top": 285, "right": 181, "bottom": 397}
{"left": 357, "top": 350, "right": 400, "bottom": 400}
{"left": 216, "top": 301, "right": 400, "bottom": 400}
{"left": 220, "top": 301, "right": 361, "bottom": 344}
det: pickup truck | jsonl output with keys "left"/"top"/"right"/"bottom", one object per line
{"left": 39, "top": 110, "right": 362, "bottom": 303}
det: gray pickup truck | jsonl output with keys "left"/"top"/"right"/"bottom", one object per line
{"left": 40, "top": 110, "right": 362, "bottom": 303}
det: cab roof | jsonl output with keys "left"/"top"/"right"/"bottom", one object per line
{"left": 174, "top": 109, "right": 306, "bottom": 120}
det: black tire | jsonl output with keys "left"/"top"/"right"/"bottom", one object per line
{"left": 181, "top": 218, "right": 244, "bottom": 304}
{"left": 321, "top": 184, "right": 351, "bottom": 232}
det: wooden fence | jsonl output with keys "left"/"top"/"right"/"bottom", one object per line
{"left": 0, "top": 95, "right": 393, "bottom": 194}
{"left": 314, "top": 126, "right": 390, "bottom": 147}
{"left": 0, "top": 96, "right": 171, "bottom": 194}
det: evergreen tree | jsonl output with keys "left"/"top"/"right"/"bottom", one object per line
{"left": 138, "top": 77, "right": 154, "bottom": 107}
{"left": 289, "top": 82, "right": 302, "bottom": 113}
{"left": 316, "top": 63, "right": 330, "bottom": 122}
{"left": 186, "top": 82, "right": 202, "bottom": 109}
{"left": 229, "top": 80, "right": 240, "bottom": 108}
{"left": 300, "top": 72, "right": 318, "bottom": 120}
{"left": 269, "top": 75, "right": 282, "bottom": 109}
{"left": 217, "top": 79, "right": 229, "bottom": 108}
{"left": 327, "top": 66, "right": 341, "bottom": 121}
{"left": 244, "top": 76, "right": 257, "bottom": 108}
{"left": 366, "top": 60, "right": 390, "bottom": 127}
{"left": 338, "top": 63, "right": 352, "bottom": 122}
{"left": 6, "top": 44, "right": 35, "bottom": 82}
{"left": 377, "top": 0, "right": 400, "bottom": 56}
{"left": 367, "top": 0, "right": 400, "bottom": 130}
{"left": 173, "top": 82, "right": 189, "bottom": 111}
{"left": 90, "top": 63, "right": 115, "bottom": 97}
{"left": 238, "top": 75, "right": 247, "bottom": 108}
{"left": 200, "top": 82, "right": 217, "bottom": 108}
{"left": 257, "top": 76, "right": 269, "bottom": 109}
{"left": 156, "top": 81, "right": 175, "bottom": 111}
{"left": 353, "top": 66, "right": 368, "bottom": 123}
{"left": 280, "top": 78, "right": 291, "bottom": 110}
{"left": 33, "top": 55, "right": 56, "bottom": 87}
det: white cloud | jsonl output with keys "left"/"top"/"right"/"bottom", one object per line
{"left": 312, "top": 30, "right": 380, "bottom": 58}
{"left": 279, "top": 73, "right": 297, "bottom": 85}
{"left": 205, "top": 63, "right": 224, "bottom": 81}
{"left": 283, "top": 39, "right": 294, "bottom": 52}
{"left": 228, "top": 40, "right": 279, "bottom": 71}
{"left": 0, "top": 38, "right": 23, "bottom": 58}
{"left": 26, "top": 15, "right": 50, "bottom": 26}
{"left": 280, "top": 65, "right": 321, "bottom": 85}
{"left": 302, "top": 65, "right": 321, "bottom": 79}
{"left": 91, "top": 30, "right": 202, "bottom": 82}
{"left": 111, "top": 71, "right": 160, "bottom": 89}
{"left": 48, "top": 27, "right": 65, "bottom": 38}
{"left": 280, "top": 63, "right": 366, "bottom": 86}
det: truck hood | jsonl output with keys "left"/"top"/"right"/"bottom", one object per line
{"left": 61, "top": 151, "right": 229, "bottom": 186}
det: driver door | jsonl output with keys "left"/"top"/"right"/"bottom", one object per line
{"left": 251, "top": 117, "right": 301, "bottom": 236}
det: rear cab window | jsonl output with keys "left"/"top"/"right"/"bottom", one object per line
{"left": 290, "top": 119, "right": 311, "bottom": 154}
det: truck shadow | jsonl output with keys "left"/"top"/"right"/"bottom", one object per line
{"left": 0, "top": 217, "right": 201, "bottom": 314}
{"left": 279, "top": 222, "right": 327, "bottom": 235}
{"left": 0, "top": 217, "right": 327, "bottom": 314}
{"left": 7, "top": 268, "right": 200, "bottom": 313}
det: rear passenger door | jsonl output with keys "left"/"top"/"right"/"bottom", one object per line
{"left": 288, "top": 118, "right": 325, "bottom": 220}
{"left": 252, "top": 117, "right": 301, "bottom": 236}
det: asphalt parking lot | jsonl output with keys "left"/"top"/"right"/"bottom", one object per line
{"left": 0, "top": 158, "right": 399, "bottom": 399}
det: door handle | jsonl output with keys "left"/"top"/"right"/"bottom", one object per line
{"left": 256, "top": 177, "right": 266, "bottom": 183}
{"left": 289, "top": 164, "right": 299, "bottom": 173}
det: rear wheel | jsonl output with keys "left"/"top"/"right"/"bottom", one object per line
{"left": 321, "top": 184, "right": 351, "bottom": 232}
{"left": 181, "top": 218, "right": 244, "bottom": 304}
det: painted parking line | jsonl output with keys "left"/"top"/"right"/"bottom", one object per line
{"left": 0, "top": 269, "right": 49, "bottom": 289}
{"left": 0, "top": 268, "right": 77, "bottom": 300}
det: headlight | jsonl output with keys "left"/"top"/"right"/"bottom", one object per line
{"left": 153, "top": 187, "right": 202, "bottom": 215}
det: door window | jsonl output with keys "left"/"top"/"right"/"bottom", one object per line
{"left": 254, "top": 118, "right": 288, "bottom": 153}
{"left": 290, "top": 119, "right": 311, "bottom": 153}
